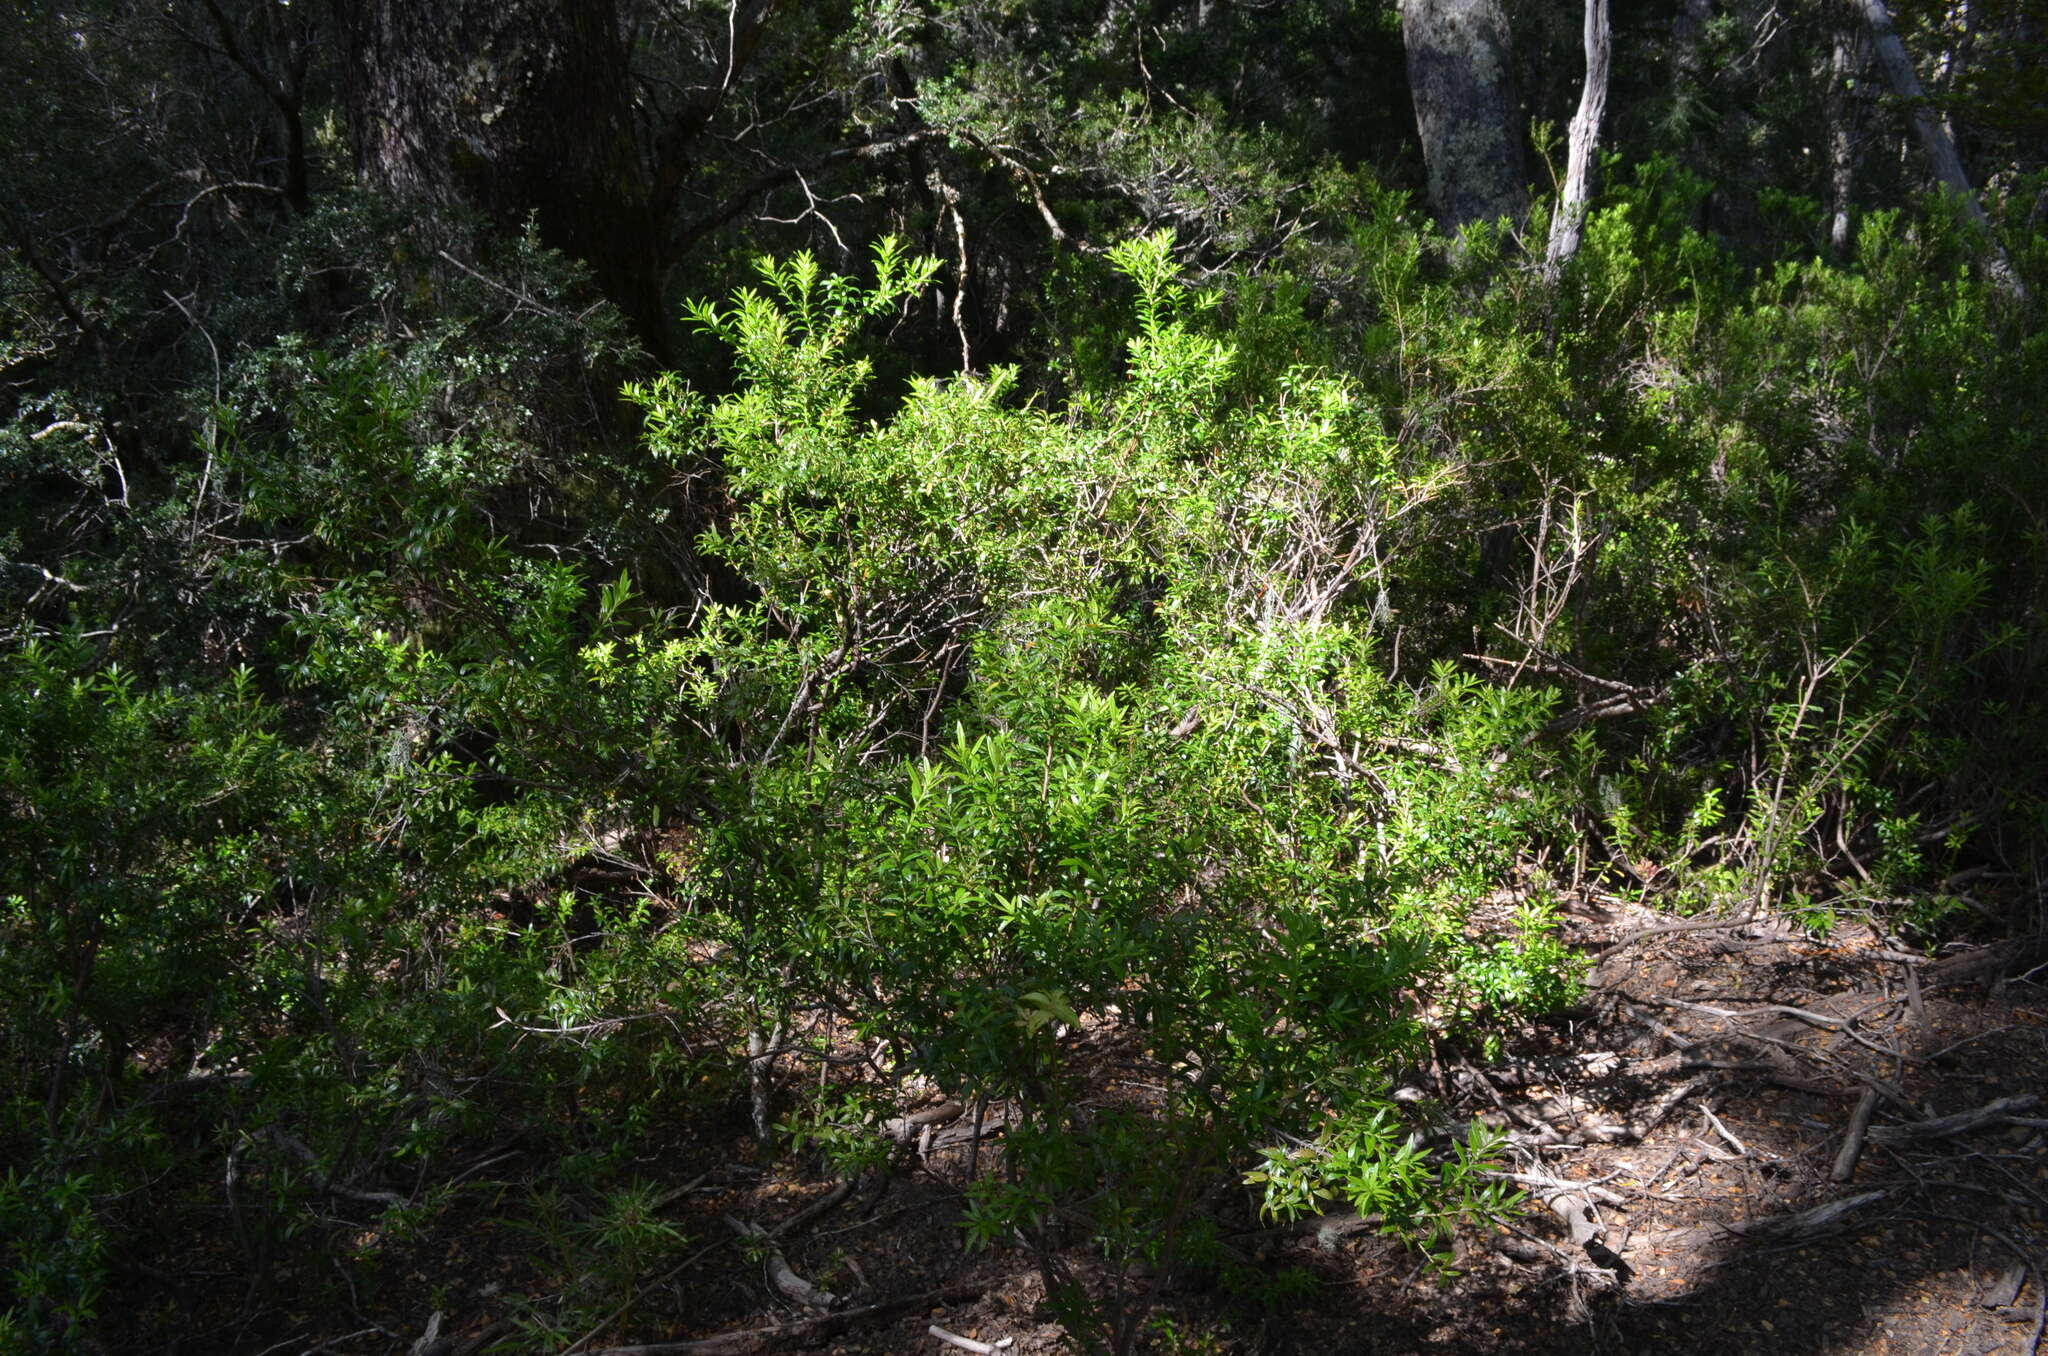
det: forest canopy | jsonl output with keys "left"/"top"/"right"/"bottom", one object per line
{"left": 3, "top": 0, "right": 2044, "bottom": 1351}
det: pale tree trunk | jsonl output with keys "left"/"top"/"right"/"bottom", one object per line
{"left": 1931, "top": 0, "right": 1973, "bottom": 143}
{"left": 1826, "top": 26, "right": 1861, "bottom": 254}
{"left": 1544, "top": 0, "right": 1612, "bottom": 280}
{"left": 1853, "top": 0, "right": 2026, "bottom": 301}
{"left": 1399, "top": 0, "right": 1527, "bottom": 235}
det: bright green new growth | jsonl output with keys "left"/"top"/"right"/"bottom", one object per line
{"left": 616, "top": 237, "right": 1566, "bottom": 1341}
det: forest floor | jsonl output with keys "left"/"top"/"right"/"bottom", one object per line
{"left": 116, "top": 898, "right": 2047, "bottom": 1356}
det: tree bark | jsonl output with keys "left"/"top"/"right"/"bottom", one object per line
{"left": 330, "top": 0, "right": 666, "bottom": 343}
{"left": 1398, "top": 0, "right": 1527, "bottom": 235}
{"left": 1544, "top": 0, "right": 1612, "bottom": 280}
{"left": 1853, "top": 0, "right": 2025, "bottom": 301}
{"left": 1826, "top": 25, "right": 1861, "bottom": 254}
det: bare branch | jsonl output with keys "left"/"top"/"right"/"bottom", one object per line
{"left": 675, "top": 131, "right": 948, "bottom": 255}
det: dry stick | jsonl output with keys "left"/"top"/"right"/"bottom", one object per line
{"left": 1460, "top": 1061, "right": 1567, "bottom": 1145}
{"left": 760, "top": 1178, "right": 856, "bottom": 1246}
{"left": 1622, "top": 995, "right": 1851, "bottom": 1081}
{"left": 928, "top": 1325, "right": 1000, "bottom": 1354}
{"left": 256, "top": 1128, "right": 406, "bottom": 1208}
{"left": 1628, "top": 1074, "right": 1709, "bottom": 1143}
{"left": 1700, "top": 1104, "right": 1749, "bottom": 1157}
{"left": 1493, "top": 1172, "right": 1627, "bottom": 1208}
{"left": 583, "top": 1274, "right": 1033, "bottom": 1356}
{"left": 1903, "top": 960, "right": 1930, "bottom": 1042}
{"left": 1622, "top": 994, "right": 1885, "bottom": 1103}
{"left": 882, "top": 1101, "right": 964, "bottom": 1142}
{"left": 1830, "top": 1087, "right": 1883, "bottom": 1183}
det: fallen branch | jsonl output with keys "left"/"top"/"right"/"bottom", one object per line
{"left": 1594, "top": 912, "right": 1757, "bottom": 964}
{"left": 1924, "top": 936, "right": 2048, "bottom": 989}
{"left": 1830, "top": 1087, "right": 1881, "bottom": 1183}
{"left": 882, "top": 1101, "right": 964, "bottom": 1142}
{"left": 773, "top": 1179, "right": 855, "bottom": 1240}
{"left": 928, "top": 1106, "right": 1014, "bottom": 1152}
{"left": 255, "top": 1127, "right": 406, "bottom": 1208}
{"left": 726, "top": 1217, "right": 840, "bottom": 1312}
{"left": 1727, "top": 1190, "right": 1887, "bottom": 1243}
{"left": 1867, "top": 1093, "right": 2039, "bottom": 1144}
{"left": 1491, "top": 1172, "right": 1627, "bottom": 1208}
{"left": 1485, "top": 1171, "right": 1628, "bottom": 1273}
{"left": 410, "top": 1310, "right": 446, "bottom": 1356}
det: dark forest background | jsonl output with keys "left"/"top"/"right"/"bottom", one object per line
{"left": 3, "top": 0, "right": 2044, "bottom": 1350}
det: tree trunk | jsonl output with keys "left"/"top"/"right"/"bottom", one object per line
{"left": 1931, "top": 0, "right": 1973, "bottom": 144}
{"left": 1671, "top": 0, "right": 1713, "bottom": 97}
{"left": 1544, "top": 0, "right": 1612, "bottom": 280}
{"left": 1398, "top": 0, "right": 1527, "bottom": 235}
{"left": 330, "top": 0, "right": 666, "bottom": 344}
{"left": 1853, "top": 0, "right": 2025, "bottom": 301}
{"left": 1826, "top": 26, "right": 1861, "bottom": 254}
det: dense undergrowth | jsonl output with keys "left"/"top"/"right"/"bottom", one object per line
{"left": 4, "top": 166, "right": 2045, "bottom": 1351}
